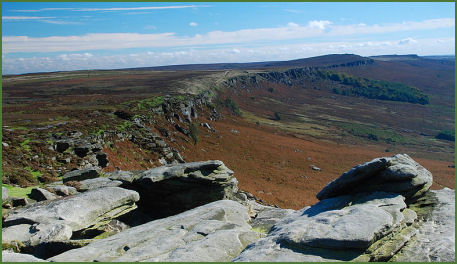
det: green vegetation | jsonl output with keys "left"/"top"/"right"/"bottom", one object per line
{"left": 135, "top": 96, "right": 164, "bottom": 110}
{"left": 94, "top": 232, "right": 115, "bottom": 239}
{"left": 25, "top": 167, "right": 43, "bottom": 179}
{"left": 341, "top": 123, "right": 409, "bottom": 143}
{"left": 2, "top": 241, "right": 25, "bottom": 253}
{"left": 435, "top": 130, "right": 455, "bottom": 141}
{"left": 267, "top": 87, "right": 274, "bottom": 93}
{"left": 320, "top": 70, "right": 429, "bottom": 104}
{"left": 2, "top": 184, "right": 35, "bottom": 198}
{"left": 189, "top": 122, "right": 200, "bottom": 145}
{"left": 19, "top": 138, "right": 31, "bottom": 151}
{"left": 251, "top": 226, "right": 269, "bottom": 234}
{"left": 116, "top": 121, "right": 133, "bottom": 131}
{"left": 173, "top": 95, "right": 187, "bottom": 102}
{"left": 222, "top": 98, "right": 241, "bottom": 116}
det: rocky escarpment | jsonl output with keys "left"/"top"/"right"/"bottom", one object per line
{"left": 2, "top": 155, "right": 454, "bottom": 262}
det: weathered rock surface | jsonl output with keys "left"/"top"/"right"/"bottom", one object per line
{"left": 235, "top": 192, "right": 406, "bottom": 261}
{"left": 2, "top": 186, "right": 9, "bottom": 202}
{"left": 2, "top": 251, "right": 47, "bottom": 262}
{"left": 317, "top": 154, "right": 432, "bottom": 200}
{"left": 11, "top": 197, "right": 29, "bottom": 207}
{"left": 62, "top": 168, "right": 98, "bottom": 183}
{"left": 47, "top": 185, "right": 77, "bottom": 196}
{"left": 4, "top": 187, "right": 139, "bottom": 232}
{"left": 29, "top": 188, "right": 59, "bottom": 202}
{"left": 390, "top": 188, "right": 455, "bottom": 262}
{"left": 1, "top": 156, "right": 452, "bottom": 262}
{"left": 106, "top": 170, "right": 139, "bottom": 184}
{"left": 78, "top": 177, "right": 122, "bottom": 191}
{"left": 2, "top": 222, "right": 73, "bottom": 247}
{"left": 132, "top": 160, "right": 245, "bottom": 219}
{"left": 50, "top": 200, "right": 261, "bottom": 262}
{"left": 250, "top": 206, "right": 295, "bottom": 234}
{"left": 235, "top": 154, "right": 452, "bottom": 262}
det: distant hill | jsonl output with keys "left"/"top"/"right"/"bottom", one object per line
{"left": 125, "top": 54, "right": 373, "bottom": 71}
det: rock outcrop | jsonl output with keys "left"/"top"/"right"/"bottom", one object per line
{"left": 389, "top": 188, "right": 455, "bottom": 262}
{"left": 29, "top": 188, "right": 59, "bottom": 202}
{"left": 3, "top": 187, "right": 139, "bottom": 252}
{"left": 1, "top": 156, "right": 453, "bottom": 262}
{"left": 317, "top": 154, "right": 432, "bottom": 200}
{"left": 62, "top": 168, "right": 98, "bottom": 183}
{"left": 235, "top": 154, "right": 453, "bottom": 262}
{"left": 131, "top": 160, "right": 246, "bottom": 219}
{"left": 50, "top": 200, "right": 261, "bottom": 262}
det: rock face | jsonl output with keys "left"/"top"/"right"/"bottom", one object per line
{"left": 29, "top": 188, "right": 59, "bottom": 202}
{"left": 4, "top": 187, "right": 139, "bottom": 234}
{"left": 132, "top": 160, "right": 245, "bottom": 219}
{"left": 235, "top": 154, "right": 453, "bottom": 262}
{"left": 390, "top": 188, "right": 455, "bottom": 262}
{"left": 62, "top": 168, "right": 99, "bottom": 183}
{"left": 317, "top": 154, "right": 432, "bottom": 200}
{"left": 50, "top": 200, "right": 261, "bottom": 262}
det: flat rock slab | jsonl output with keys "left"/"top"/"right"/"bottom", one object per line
{"left": 62, "top": 168, "right": 98, "bottom": 183}
{"left": 107, "top": 170, "right": 140, "bottom": 183}
{"left": 78, "top": 178, "right": 122, "bottom": 191}
{"left": 137, "top": 160, "right": 234, "bottom": 183}
{"left": 4, "top": 187, "right": 139, "bottom": 232}
{"left": 46, "top": 185, "right": 77, "bottom": 196}
{"left": 2, "top": 223, "right": 72, "bottom": 246}
{"left": 2, "top": 251, "right": 47, "bottom": 262}
{"left": 50, "top": 200, "right": 261, "bottom": 262}
{"left": 317, "top": 154, "right": 432, "bottom": 200}
{"left": 236, "top": 192, "right": 406, "bottom": 261}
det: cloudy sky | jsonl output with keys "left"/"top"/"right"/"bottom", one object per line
{"left": 2, "top": 2, "right": 455, "bottom": 75}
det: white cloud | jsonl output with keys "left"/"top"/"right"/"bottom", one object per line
{"left": 398, "top": 37, "right": 418, "bottom": 45}
{"left": 330, "top": 18, "right": 454, "bottom": 36}
{"left": 13, "top": 5, "right": 206, "bottom": 12}
{"left": 3, "top": 37, "right": 454, "bottom": 75}
{"left": 189, "top": 22, "right": 198, "bottom": 27}
{"left": 4, "top": 18, "right": 453, "bottom": 55}
{"left": 287, "top": 22, "right": 299, "bottom": 27}
{"left": 308, "top": 20, "right": 332, "bottom": 30}
{"left": 2, "top": 16, "right": 81, "bottom": 25}
{"left": 2, "top": 16, "right": 55, "bottom": 20}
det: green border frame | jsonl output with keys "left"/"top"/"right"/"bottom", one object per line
{"left": 0, "top": 1, "right": 455, "bottom": 264}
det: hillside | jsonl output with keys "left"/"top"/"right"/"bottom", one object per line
{"left": 1, "top": 54, "right": 455, "bottom": 209}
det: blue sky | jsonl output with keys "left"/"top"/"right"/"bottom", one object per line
{"left": 2, "top": 2, "right": 455, "bottom": 74}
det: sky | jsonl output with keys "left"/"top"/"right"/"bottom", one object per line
{"left": 2, "top": 2, "right": 455, "bottom": 75}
